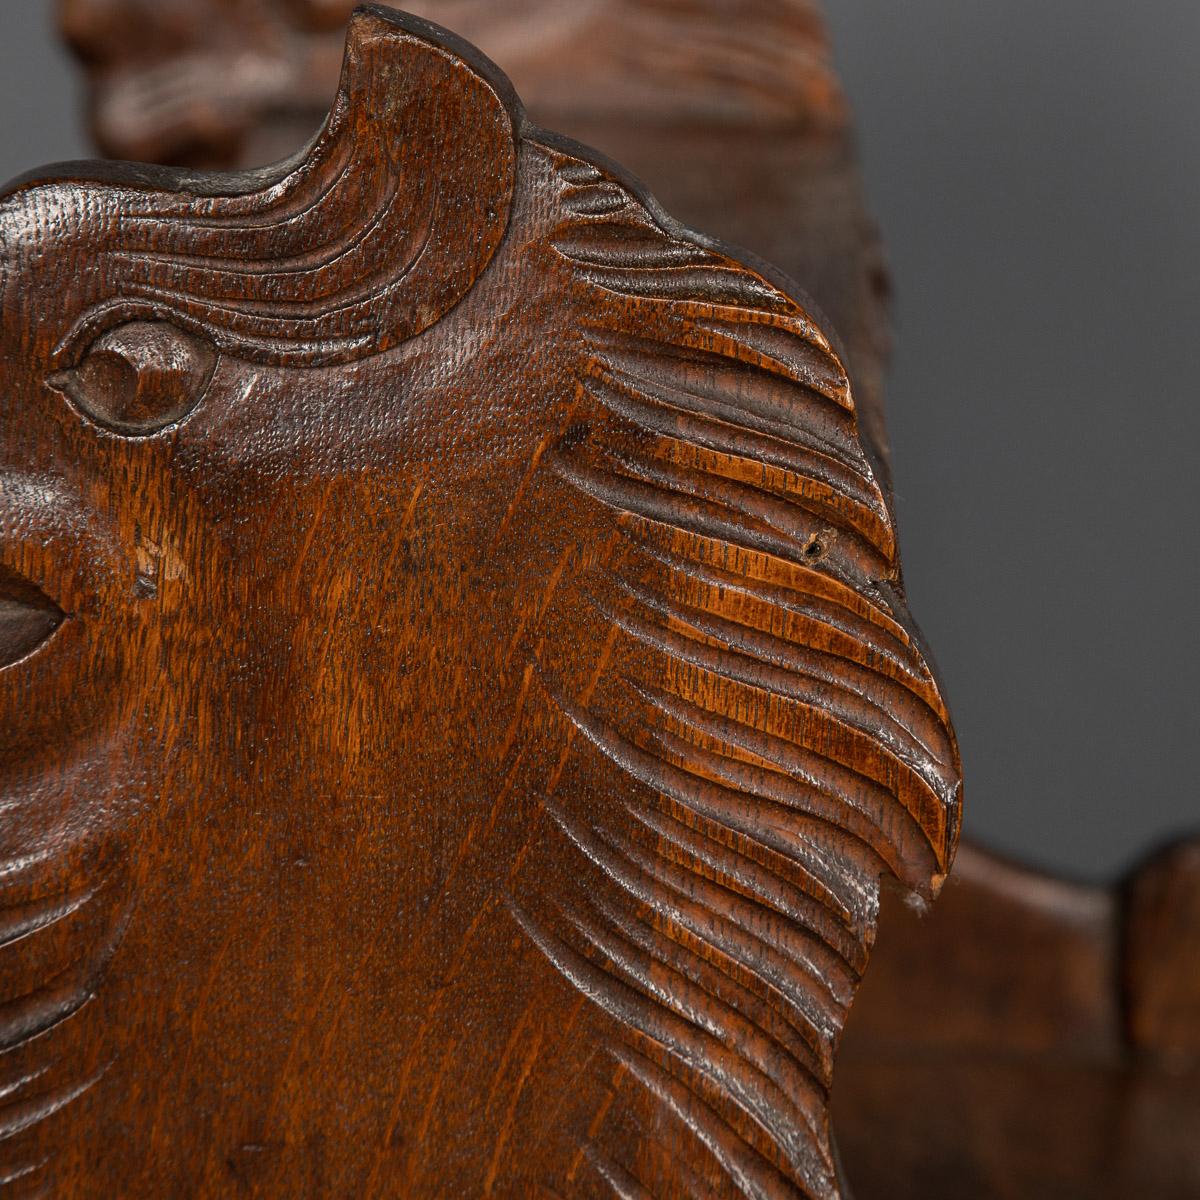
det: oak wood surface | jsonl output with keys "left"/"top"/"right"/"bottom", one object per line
{"left": 0, "top": 7, "right": 959, "bottom": 1196}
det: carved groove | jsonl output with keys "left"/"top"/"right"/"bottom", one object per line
{"left": 48, "top": 8, "right": 517, "bottom": 370}
{"left": 505, "top": 145, "right": 959, "bottom": 1198}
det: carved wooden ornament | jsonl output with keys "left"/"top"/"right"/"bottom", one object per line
{"left": 0, "top": 7, "right": 960, "bottom": 1196}
{"left": 60, "top": 0, "right": 896, "bottom": 480}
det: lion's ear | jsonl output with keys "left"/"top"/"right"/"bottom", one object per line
{"left": 91, "top": 6, "right": 519, "bottom": 366}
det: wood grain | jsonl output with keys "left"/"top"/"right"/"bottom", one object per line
{"left": 1, "top": 6, "right": 959, "bottom": 1196}
{"left": 49, "top": 1, "right": 1200, "bottom": 1194}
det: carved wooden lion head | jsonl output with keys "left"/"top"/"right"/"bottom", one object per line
{"left": 1, "top": 8, "right": 959, "bottom": 1196}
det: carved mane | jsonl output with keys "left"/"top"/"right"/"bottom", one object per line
{"left": 497, "top": 140, "right": 960, "bottom": 1199}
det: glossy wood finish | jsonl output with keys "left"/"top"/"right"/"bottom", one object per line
{"left": 1, "top": 8, "right": 959, "bottom": 1196}
{"left": 48, "top": 2, "right": 1200, "bottom": 1194}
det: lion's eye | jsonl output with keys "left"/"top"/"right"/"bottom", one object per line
{"left": 50, "top": 320, "right": 217, "bottom": 437}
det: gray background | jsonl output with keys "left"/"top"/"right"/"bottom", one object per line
{"left": 1, "top": 3, "right": 1196, "bottom": 880}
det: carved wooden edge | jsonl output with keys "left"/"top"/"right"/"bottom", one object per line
{"left": 1122, "top": 838, "right": 1200, "bottom": 1063}
{"left": 57, "top": 0, "right": 894, "bottom": 475}
{"left": 842, "top": 839, "right": 1200, "bottom": 1062}
{"left": 403, "top": 12, "right": 965, "bottom": 1194}
{"left": 6, "top": 6, "right": 959, "bottom": 1197}
{"left": 834, "top": 840, "right": 1200, "bottom": 1197}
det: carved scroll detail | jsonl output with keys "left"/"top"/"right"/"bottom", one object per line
{"left": 50, "top": 6, "right": 518, "bottom": 369}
